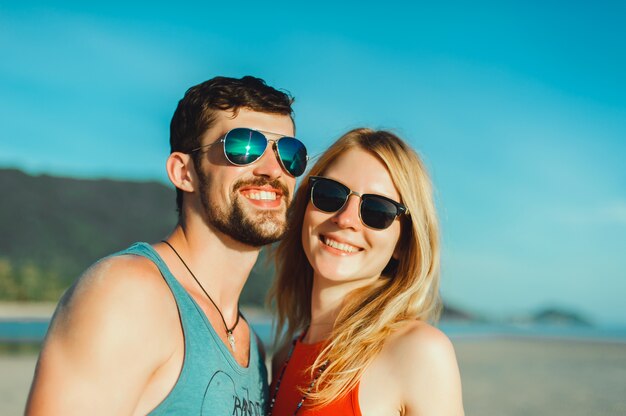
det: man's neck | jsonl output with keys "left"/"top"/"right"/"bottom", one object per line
{"left": 160, "top": 222, "right": 261, "bottom": 321}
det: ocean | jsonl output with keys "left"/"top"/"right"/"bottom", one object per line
{"left": 2, "top": 318, "right": 626, "bottom": 347}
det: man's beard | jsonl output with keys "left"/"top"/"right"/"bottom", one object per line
{"left": 198, "top": 172, "right": 291, "bottom": 247}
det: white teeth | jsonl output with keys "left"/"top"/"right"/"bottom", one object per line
{"left": 246, "top": 191, "right": 277, "bottom": 200}
{"left": 323, "top": 237, "right": 358, "bottom": 253}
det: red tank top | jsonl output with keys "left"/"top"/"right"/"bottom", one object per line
{"left": 270, "top": 338, "right": 362, "bottom": 416}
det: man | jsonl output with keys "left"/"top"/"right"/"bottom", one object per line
{"left": 26, "top": 76, "right": 308, "bottom": 415}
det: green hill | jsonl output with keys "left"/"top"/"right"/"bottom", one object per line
{"left": 0, "top": 168, "right": 274, "bottom": 305}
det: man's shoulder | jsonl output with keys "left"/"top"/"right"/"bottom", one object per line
{"left": 52, "top": 251, "right": 178, "bottom": 340}
{"left": 29, "top": 250, "right": 185, "bottom": 416}
{"left": 73, "top": 252, "right": 167, "bottom": 301}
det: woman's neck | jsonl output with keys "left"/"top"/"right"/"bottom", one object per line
{"left": 306, "top": 272, "right": 383, "bottom": 343}
{"left": 305, "top": 276, "right": 360, "bottom": 343}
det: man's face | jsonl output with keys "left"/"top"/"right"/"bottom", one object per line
{"left": 194, "top": 109, "right": 297, "bottom": 247}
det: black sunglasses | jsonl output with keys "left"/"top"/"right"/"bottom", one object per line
{"left": 191, "top": 127, "right": 309, "bottom": 177}
{"left": 309, "top": 176, "right": 408, "bottom": 230}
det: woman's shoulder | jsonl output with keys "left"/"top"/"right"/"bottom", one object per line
{"left": 388, "top": 320, "right": 454, "bottom": 358}
{"left": 378, "top": 320, "right": 458, "bottom": 378}
{"left": 377, "top": 320, "right": 464, "bottom": 415}
{"left": 360, "top": 321, "right": 463, "bottom": 415}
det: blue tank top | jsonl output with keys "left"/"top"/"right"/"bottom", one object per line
{"left": 114, "top": 242, "right": 268, "bottom": 415}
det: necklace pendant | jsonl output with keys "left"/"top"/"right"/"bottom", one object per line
{"left": 227, "top": 331, "right": 236, "bottom": 351}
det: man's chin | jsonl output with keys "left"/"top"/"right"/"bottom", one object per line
{"left": 244, "top": 214, "right": 287, "bottom": 244}
{"left": 256, "top": 222, "right": 286, "bottom": 241}
{"left": 209, "top": 200, "right": 288, "bottom": 246}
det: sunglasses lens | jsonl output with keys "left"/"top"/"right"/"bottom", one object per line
{"left": 223, "top": 128, "right": 267, "bottom": 165}
{"left": 276, "top": 137, "right": 308, "bottom": 177}
{"left": 311, "top": 179, "right": 348, "bottom": 212}
{"left": 361, "top": 196, "right": 399, "bottom": 229}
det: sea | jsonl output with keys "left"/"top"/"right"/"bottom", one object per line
{"left": 2, "top": 318, "right": 626, "bottom": 347}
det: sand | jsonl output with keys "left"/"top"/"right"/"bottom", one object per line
{"left": 2, "top": 336, "right": 625, "bottom": 415}
{"left": 0, "top": 302, "right": 57, "bottom": 319}
{"left": 1, "top": 354, "right": 37, "bottom": 415}
{"left": 457, "top": 337, "right": 626, "bottom": 415}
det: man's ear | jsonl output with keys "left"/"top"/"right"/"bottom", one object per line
{"left": 166, "top": 152, "right": 197, "bottom": 193}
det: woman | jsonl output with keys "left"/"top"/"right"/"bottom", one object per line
{"left": 268, "top": 128, "right": 464, "bottom": 415}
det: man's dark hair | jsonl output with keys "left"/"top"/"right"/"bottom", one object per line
{"left": 170, "top": 75, "right": 295, "bottom": 213}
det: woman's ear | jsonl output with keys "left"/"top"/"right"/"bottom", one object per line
{"left": 392, "top": 216, "right": 411, "bottom": 261}
{"left": 392, "top": 230, "right": 404, "bottom": 261}
{"left": 166, "top": 152, "right": 196, "bottom": 193}
{"left": 392, "top": 245, "right": 401, "bottom": 261}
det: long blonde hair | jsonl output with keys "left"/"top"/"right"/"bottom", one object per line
{"left": 268, "top": 128, "right": 441, "bottom": 405}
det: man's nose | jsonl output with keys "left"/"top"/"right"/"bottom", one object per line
{"left": 252, "top": 142, "right": 284, "bottom": 179}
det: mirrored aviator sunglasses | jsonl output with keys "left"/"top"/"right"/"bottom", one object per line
{"left": 191, "top": 127, "right": 308, "bottom": 177}
{"left": 309, "top": 176, "right": 408, "bottom": 230}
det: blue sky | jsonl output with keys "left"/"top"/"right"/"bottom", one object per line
{"left": 1, "top": 1, "right": 625, "bottom": 324}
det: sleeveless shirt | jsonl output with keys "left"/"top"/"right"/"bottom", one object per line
{"left": 114, "top": 242, "right": 268, "bottom": 415}
{"left": 270, "top": 338, "right": 361, "bottom": 416}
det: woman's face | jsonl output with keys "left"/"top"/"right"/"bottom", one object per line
{"left": 301, "top": 148, "right": 403, "bottom": 287}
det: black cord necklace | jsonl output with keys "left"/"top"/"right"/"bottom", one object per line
{"left": 161, "top": 240, "right": 241, "bottom": 351}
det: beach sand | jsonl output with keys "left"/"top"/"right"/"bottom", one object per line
{"left": 0, "top": 353, "right": 37, "bottom": 415}
{"left": 457, "top": 337, "right": 626, "bottom": 416}
{"left": 2, "top": 337, "right": 625, "bottom": 415}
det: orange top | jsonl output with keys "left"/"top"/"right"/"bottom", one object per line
{"left": 270, "top": 338, "right": 362, "bottom": 416}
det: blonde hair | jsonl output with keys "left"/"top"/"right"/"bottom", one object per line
{"left": 268, "top": 128, "right": 441, "bottom": 406}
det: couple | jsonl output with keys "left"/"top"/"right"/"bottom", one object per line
{"left": 26, "top": 76, "right": 464, "bottom": 415}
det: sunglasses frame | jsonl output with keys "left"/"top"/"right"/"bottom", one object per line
{"left": 308, "top": 176, "right": 408, "bottom": 230}
{"left": 190, "top": 127, "right": 309, "bottom": 177}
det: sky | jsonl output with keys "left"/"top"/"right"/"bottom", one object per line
{"left": 1, "top": 1, "right": 625, "bottom": 325}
